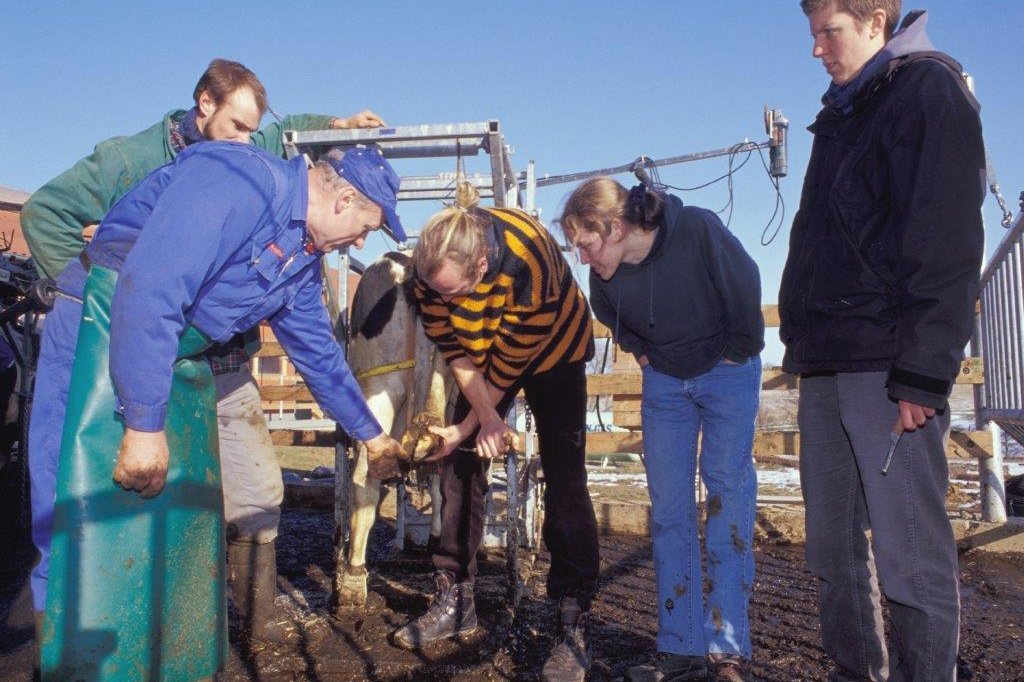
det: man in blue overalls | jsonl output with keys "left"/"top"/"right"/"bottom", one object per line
{"left": 36, "top": 143, "right": 405, "bottom": 679}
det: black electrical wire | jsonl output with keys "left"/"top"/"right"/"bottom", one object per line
{"left": 652, "top": 143, "right": 753, "bottom": 228}
{"left": 592, "top": 335, "right": 611, "bottom": 432}
{"left": 755, "top": 146, "right": 787, "bottom": 246}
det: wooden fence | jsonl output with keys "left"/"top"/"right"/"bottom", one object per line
{"left": 256, "top": 304, "right": 993, "bottom": 465}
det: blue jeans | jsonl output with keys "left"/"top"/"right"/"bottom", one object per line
{"left": 640, "top": 357, "right": 760, "bottom": 658}
{"left": 28, "top": 259, "right": 87, "bottom": 612}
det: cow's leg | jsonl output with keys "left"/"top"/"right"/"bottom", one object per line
{"left": 420, "top": 350, "right": 451, "bottom": 550}
{"left": 337, "top": 387, "right": 401, "bottom": 607}
{"left": 336, "top": 442, "right": 379, "bottom": 607}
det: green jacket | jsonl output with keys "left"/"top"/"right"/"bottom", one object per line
{"left": 21, "top": 109, "right": 332, "bottom": 279}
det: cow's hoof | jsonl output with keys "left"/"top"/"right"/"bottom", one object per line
{"left": 334, "top": 564, "right": 369, "bottom": 608}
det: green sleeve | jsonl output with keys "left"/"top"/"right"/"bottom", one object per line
{"left": 251, "top": 113, "right": 334, "bottom": 159}
{"left": 20, "top": 139, "right": 132, "bottom": 279}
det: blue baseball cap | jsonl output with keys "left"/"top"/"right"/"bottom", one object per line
{"left": 325, "top": 145, "right": 406, "bottom": 242}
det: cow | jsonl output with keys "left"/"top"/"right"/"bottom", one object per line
{"left": 335, "top": 251, "right": 455, "bottom": 607}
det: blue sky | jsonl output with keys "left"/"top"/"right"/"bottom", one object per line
{"left": 2, "top": 1, "right": 1021, "bottom": 362}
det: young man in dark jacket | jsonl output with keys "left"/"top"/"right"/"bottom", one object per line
{"left": 779, "top": 2, "right": 985, "bottom": 680}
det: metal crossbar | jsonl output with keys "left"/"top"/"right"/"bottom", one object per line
{"left": 283, "top": 121, "right": 518, "bottom": 208}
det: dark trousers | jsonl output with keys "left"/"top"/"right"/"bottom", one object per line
{"left": 434, "top": 361, "right": 599, "bottom": 602}
{"left": 799, "top": 372, "right": 959, "bottom": 682}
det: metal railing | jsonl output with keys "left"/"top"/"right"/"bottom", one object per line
{"left": 975, "top": 200, "right": 1024, "bottom": 522}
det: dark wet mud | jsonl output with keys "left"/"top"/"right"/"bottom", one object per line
{"left": 2, "top": 508, "right": 1022, "bottom": 681}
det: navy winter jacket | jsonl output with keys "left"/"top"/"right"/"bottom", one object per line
{"left": 779, "top": 16, "right": 986, "bottom": 409}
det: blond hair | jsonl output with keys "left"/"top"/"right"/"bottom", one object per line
{"left": 413, "top": 182, "right": 490, "bottom": 281}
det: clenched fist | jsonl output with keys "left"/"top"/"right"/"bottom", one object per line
{"left": 112, "top": 428, "right": 170, "bottom": 498}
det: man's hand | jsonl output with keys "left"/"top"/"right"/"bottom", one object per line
{"left": 331, "top": 110, "right": 386, "bottom": 129}
{"left": 636, "top": 355, "right": 650, "bottom": 368}
{"left": 422, "top": 424, "right": 464, "bottom": 462}
{"left": 897, "top": 399, "right": 936, "bottom": 432}
{"left": 476, "top": 415, "right": 518, "bottom": 460}
{"left": 113, "top": 428, "right": 170, "bottom": 498}
{"left": 363, "top": 432, "right": 403, "bottom": 479}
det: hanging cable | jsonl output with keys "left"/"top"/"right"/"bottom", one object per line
{"left": 755, "top": 146, "right": 787, "bottom": 246}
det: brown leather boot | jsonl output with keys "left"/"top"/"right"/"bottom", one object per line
{"left": 227, "top": 540, "right": 295, "bottom": 654}
{"left": 392, "top": 571, "right": 478, "bottom": 649}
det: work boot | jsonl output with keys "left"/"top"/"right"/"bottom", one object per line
{"left": 709, "top": 654, "right": 747, "bottom": 682}
{"left": 227, "top": 540, "right": 295, "bottom": 654}
{"left": 392, "top": 571, "right": 478, "bottom": 649}
{"left": 624, "top": 653, "right": 708, "bottom": 681}
{"left": 541, "top": 596, "right": 591, "bottom": 682}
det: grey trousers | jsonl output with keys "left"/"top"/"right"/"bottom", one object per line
{"left": 217, "top": 377, "right": 283, "bottom": 544}
{"left": 799, "top": 372, "right": 959, "bottom": 682}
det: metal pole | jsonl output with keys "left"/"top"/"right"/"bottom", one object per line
{"left": 505, "top": 447, "right": 520, "bottom": 606}
{"left": 333, "top": 250, "right": 352, "bottom": 604}
{"left": 16, "top": 311, "right": 36, "bottom": 530}
{"left": 531, "top": 140, "right": 771, "bottom": 189}
{"left": 980, "top": 421, "right": 1008, "bottom": 522}
{"left": 526, "top": 160, "right": 537, "bottom": 216}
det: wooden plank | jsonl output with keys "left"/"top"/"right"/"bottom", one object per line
{"left": 254, "top": 342, "right": 284, "bottom": 358}
{"left": 584, "top": 429, "right": 990, "bottom": 460}
{"left": 261, "top": 364, "right": 982, "bottom": 411}
{"left": 585, "top": 360, "right": 982, "bottom": 397}
{"left": 269, "top": 427, "right": 991, "bottom": 461}
{"left": 585, "top": 431, "right": 645, "bottom": 453}
{"left": 613, "top": 351, "right": 640, "bottom": 373}
{"left": 272, "top": 430, "right": 335, "bottom": 447}
{"left": 260, "top": 384, "right": 314, "bottom": 402}
{"left": 263, "top": 362, "right": 982, "bottom": 405}
{"left": 587, "top": 373, "right": 641, "bottom": 396}
{"left": 949, "top": 429, "right": 994, "bottom": 460}
{"left": 593, "top": 320, "right": 613, "bottom": 339}
{"left": 613, "top": 413, "right": 642, "bottom": 428}
{"left": 957, "top": 356, "right": 985, "bottom": 384}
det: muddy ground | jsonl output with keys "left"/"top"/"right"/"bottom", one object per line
{"left": 2, "top": 502, "right": 1023, "bottom": 681}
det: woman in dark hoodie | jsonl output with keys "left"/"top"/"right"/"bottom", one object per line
{"left": 559, "top": 177, "right": 764, "bottom": 682}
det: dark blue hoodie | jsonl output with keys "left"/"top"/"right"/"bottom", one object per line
{"left": 588, "top": 194, "right": 765, "bottom": 381}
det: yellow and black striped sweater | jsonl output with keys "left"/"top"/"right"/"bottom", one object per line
{"left": 414, "top": 207, "right": 594, "bottom": 391}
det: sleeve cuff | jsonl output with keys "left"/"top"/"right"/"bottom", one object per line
{"left": 339, "top": 414, "right": 383, "bottom": 443}
{"left": 885, "top": 366, "right": 951, "bottom": 410}
{"left": 117, "top": 400, "right": 167, "bottom": 432}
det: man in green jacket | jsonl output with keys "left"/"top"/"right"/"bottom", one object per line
{"left": 23, "top": 57, "right": 385, "bottom": 654}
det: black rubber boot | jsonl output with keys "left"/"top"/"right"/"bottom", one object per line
{"left": 541, "top": 596, "right": 592, "bottom": 682}
{"left": 227, "top": 540, "right": 295, "bottom": 654}
{"left": 392, "top": 571, "right": 478, "bottom": 649}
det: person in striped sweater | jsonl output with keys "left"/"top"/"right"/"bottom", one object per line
{"left": 391, "top": 182, "right": 598, "bottom": 682}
